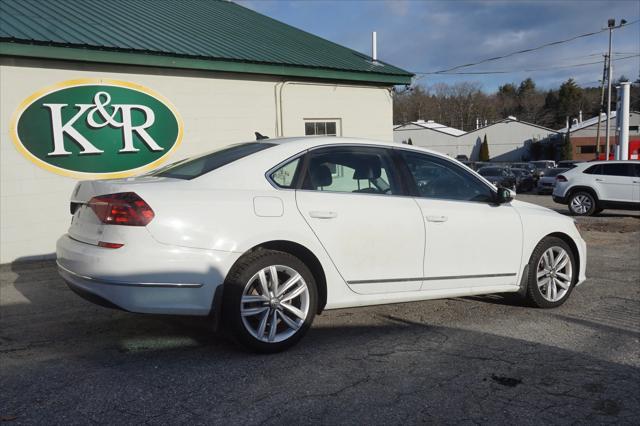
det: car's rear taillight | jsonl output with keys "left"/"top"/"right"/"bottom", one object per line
{"left": 556, "top": 175, "right": 568, "bottom": 183}
{"left": 89, "top": 192, "right": 155, "bottom": 226}
{"left": 98, "top": 241, "right": 124, "bottom": 249}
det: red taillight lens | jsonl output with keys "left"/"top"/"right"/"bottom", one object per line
{"left": 89, "top": 192, "right": 155, "bottom": 226}
{"left": 556, "top": 175, "right": 568, "bottom": 183}
{"left": 98, "top": 241, "right": 124, "bottom": 249}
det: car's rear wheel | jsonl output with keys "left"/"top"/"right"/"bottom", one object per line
{"left": 568, "top": 191, "right": 597, "bottom": 216}
{"left": 525, "top": 237, "right": 576, "bottom": 308}
{"left": 223, "top": 249, "right": 317, "bottom": 353}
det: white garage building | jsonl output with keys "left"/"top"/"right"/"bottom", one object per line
{"left": 394, "top": 117, "right": 559, "bottom": 161}
{"left": 0, "top": 0, "right": 412, "bottom": 263}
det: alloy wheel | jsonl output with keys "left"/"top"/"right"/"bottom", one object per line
{"left": 536, "top": 246, "right": 573, "bottom": 302}
{"left": 240, "top": 265, "right": 310, "bottom": 343}
{"left": 570, "top": 194, "right": 592, "bottom": 214}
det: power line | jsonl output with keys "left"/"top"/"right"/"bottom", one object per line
{"left": 414, "top": 54, "right": 639, "bottom": 75}
{"left": 414, "top": 19, "right": 639, "bottom": 75}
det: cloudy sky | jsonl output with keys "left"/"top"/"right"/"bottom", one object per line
{"left": 239, "top": 0, "right": 639, "bottom": 92}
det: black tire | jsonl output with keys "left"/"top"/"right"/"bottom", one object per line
{"left": 222, "top": 249, "right": 317, "bottom": 353}
{"left": 525, "top": 237, "right": 577, "bottom": 308}
{"left": 568, "top": 191, "right": 597, "bottom": 216}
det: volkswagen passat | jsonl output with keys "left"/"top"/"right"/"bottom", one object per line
{"left": 57, "top": 137, "right": 587, "bottom": 352}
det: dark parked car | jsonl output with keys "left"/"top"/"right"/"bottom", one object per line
{"left": 536, "top": 168, "right": 569, "bottom": 194}
{"left": 477, "top": 166, "right": 517, "bottom": 190}
{"left": 529, "top": 161, "right": 557, "bottom": 180}
{"left": 556, "top": 160, "right": 585, "bottom": 169}
{"left": 510, "top": 162, "right": 537, "bottom": 174}
{"left": 510, "top": 168, "right": 535, "bottom": 192}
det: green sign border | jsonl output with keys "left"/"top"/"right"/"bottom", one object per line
{"left": 10, "top": 78, "right": 184, "bottom": 179}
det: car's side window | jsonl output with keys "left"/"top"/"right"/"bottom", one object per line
{"left": 400, "top": 150, "right": 494, "bottom": 202}
{"left": 301, "top": 147, "right": 399, "bottom": 195}
{"left": 584, "top": 165, "right": 602, "bottom": 175}
{"left": 270, "top": 158, "right": 301, "bottom": 188}
{"left": 600, "top": 163, "right": 632, "bottom": 177}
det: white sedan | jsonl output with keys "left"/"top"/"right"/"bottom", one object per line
{"left": 57, "top": 137, "right": 587, "bottom": 352}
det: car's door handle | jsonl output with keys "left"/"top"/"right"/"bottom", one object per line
{"left": 426, "top": 215, "right": 448, "bottom": 223}
{"left": 595, "top": 178, "right": 605, "bottom": 182}
{"left": 309, "top": 210, "right": 338, "bottom": 219}
{"left": 633, "top": 180, "right": 640, "bottom": 184}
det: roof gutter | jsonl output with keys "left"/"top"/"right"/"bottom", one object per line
{"left": 0, "top": 42, "right": 413, "bottom": 85}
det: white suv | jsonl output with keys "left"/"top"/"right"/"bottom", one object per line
{"left": 553, "top": 161, "right": 640, "bottom": 216}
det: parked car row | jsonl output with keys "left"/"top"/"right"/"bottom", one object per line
{"left": 458, "top": 159, "right": 587, "bottom": 194}
{"left": 458, "top": 157, "right": 639, "bottom": 215}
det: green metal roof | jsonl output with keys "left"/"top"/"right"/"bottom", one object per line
{"left": 0, "top": 0, "right": 413, "bottom": 85}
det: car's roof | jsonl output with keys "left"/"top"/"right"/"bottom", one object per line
{"left": 267, "top": 136, "right": 398, "bottom": 147}
{"left": 572, "top": 160, "right": 640, "bottom": 169}
{"left": 260, "top": 136, "right": 454, "bottom": 160}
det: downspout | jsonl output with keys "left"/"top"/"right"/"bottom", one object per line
{"left": 273, "top": 81, "right": 285, "bottom": 137}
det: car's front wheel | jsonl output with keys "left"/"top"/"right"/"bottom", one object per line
{"left": 568, "top": 191, "right": 597, "bottom": 216}
{"left": 525, "top": 237, "right": 576, "bottom": 308}
{"left": 223, "top": 249, "right": 317, "bottom": 353}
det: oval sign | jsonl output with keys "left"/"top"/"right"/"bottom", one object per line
{"left": 10, "top": 79, "right": 183, "bottom": 178}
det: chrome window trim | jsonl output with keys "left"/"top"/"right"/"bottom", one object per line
{"left": 348, "top": 273, "right": 517, "bottom": 285}
{"left": 265, "top": 143, "right": 409, "bottom": 197}
{"left": 57, "top": 262, "right": 203, "bottom": 288}
{"left": 264, "top": 143, "right": 499, "bottom": 201}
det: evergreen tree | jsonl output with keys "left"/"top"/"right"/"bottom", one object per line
{"left": 480, "top": 134, "right": 490, "bottom": 161}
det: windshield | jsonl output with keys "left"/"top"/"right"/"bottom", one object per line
{"left": 153, "top": 143, "right": 275, "bottom": 180}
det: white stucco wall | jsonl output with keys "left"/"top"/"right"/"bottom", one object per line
{"left": 0, "top": 56, "right": 393, "bottom": 263}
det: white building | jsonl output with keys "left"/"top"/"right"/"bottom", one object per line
{"left": 394, "top": 116, "right": 559, "bottom": 160}
{"left": 0, "top": 0, "right": 412, "bottom": 263}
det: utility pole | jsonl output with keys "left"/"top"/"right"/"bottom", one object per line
{"left": 595, "top": 54, "right": 608, "bottom": 160}
{"left": 605, "top": 20, "right": 614, "bottom": 160}
{"left": 605, "top": 18, "right": 628, "bottom": 160}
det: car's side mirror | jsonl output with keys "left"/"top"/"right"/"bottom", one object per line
{"left": 495, "top": 187, "right": 515, "bottom": 204}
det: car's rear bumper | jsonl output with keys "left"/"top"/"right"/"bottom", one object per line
{"left": 552, "top": 195, "right": 568, "bottom": 204}
{"left": 536, "top": 185, "right": 554, "bottom": 194}
{"left": 56, "top": 233, "right": 242, "bottom": 315}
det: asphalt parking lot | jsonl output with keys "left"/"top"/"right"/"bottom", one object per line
{"left": 1, "top": 194, "right": 638, "bottom": 424}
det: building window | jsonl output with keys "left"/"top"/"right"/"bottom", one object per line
{"left": 578, "top": 145, "right": 596, "bottom": 154}
{"left": 629, "top": 125, "right": 639, "bottom": 132}
{"left": 305, "top": 120, "right": 339, "bottom": 136}
{"left": 578, "top": 145, "right": 595, "bottom": 154}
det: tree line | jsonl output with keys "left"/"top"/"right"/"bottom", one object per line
{"left": 393, "top": 77, "right": 640, "bottom": 131}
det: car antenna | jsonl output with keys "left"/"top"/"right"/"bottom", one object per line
{"left": 255, "top": 132, "right": 269, "bottom": 140}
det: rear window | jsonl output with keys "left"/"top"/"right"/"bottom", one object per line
{"left": 153, "top": 143, "right": 275, "bottom": 180}
{"left": 544, "top": 168, "right": 569, "bottom": 177}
